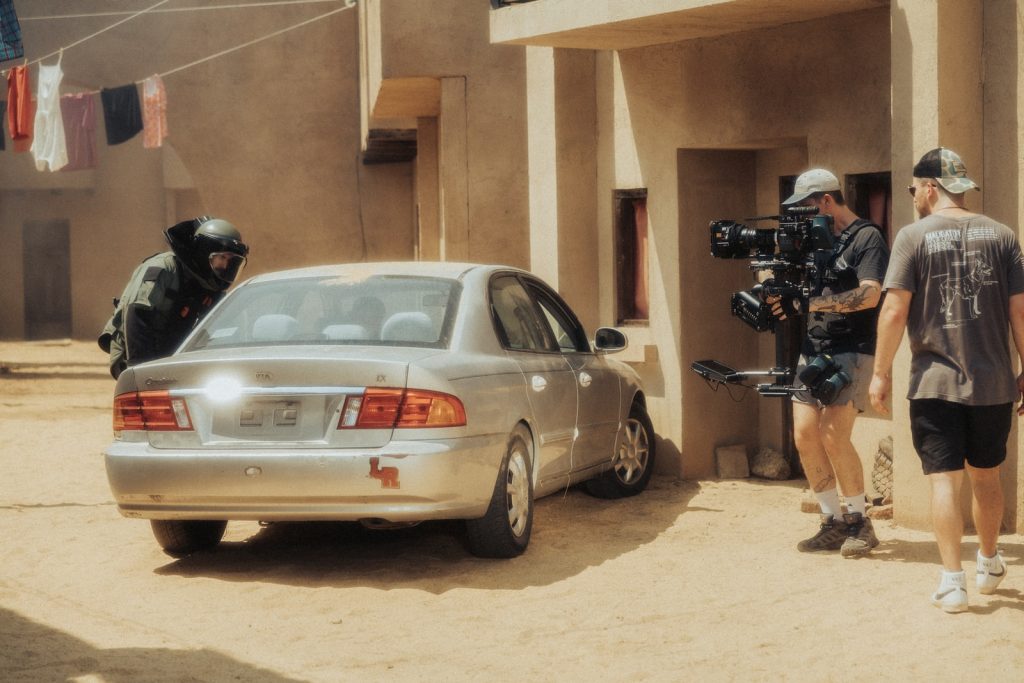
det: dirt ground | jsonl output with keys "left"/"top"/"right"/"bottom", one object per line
{"left": 1, "top": 340, "right": 1022, "bottom": 682}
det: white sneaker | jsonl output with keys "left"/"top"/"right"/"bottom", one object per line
{"left": 977, "top": 550, "right": 1007, "bottom": 595}
{"left": 932, "top": 572, "right": 968, "bottom": 614}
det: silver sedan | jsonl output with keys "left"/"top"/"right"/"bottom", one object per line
{"left": 104, "top": 262, "right": 655, "bottom": 558}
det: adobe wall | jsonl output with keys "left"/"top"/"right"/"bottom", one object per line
{"left": 0, "top": 2, "right": 414, "bottom": 341}
{"left": 600, "top": 8, "right": 892, "bottom": 478}
{"left": 377, "top": 0, "right": 530, "bottom": 270}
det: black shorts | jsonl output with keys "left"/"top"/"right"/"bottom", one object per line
{"left": 909, "top": 399, "right": 1012, "bottom": 474}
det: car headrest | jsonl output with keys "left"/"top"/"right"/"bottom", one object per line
{"left": 252, "top": 314, "right": 298, "bottom": 341}
{"left": 380, "top": 311, "right": 436, "bottom": 343}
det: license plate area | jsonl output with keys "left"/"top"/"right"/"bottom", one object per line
{"left": 240, "top": 400, "right": 299, "bottom": 428}
{"left": 208, "top": 397, "right": 331, "bottom": 442}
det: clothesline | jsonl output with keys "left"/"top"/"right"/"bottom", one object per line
{"left": 5, "top": 0, "right": 357, "bottom": 171}
{"left": 2, "top": 0, "right": 171, "bottom": 76}
{"left": 57, "top": 2, "right": 353, "bottom": 93}
{"left": 23, "top": 0, "right": 346, "bottom": 22}
{"left": 2, "top": 0, "right": 354, "bottom": 78}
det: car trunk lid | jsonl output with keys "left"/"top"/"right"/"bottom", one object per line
{"left": 130, "top": 346, "right": 442, "bottom": 449}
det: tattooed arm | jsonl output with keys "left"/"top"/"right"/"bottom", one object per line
{"left": 809, "top": 279, "right": 882, "bottom": 314}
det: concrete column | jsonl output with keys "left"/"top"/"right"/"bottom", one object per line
{"left": 439, "top": 77, "right": 470, "bottom": 262}
{"left": 526, "top": 46, "right": 559, "bottom": 287}
{"left": 983, "top": 0, "right": 1024, "bottom": 532}
{"left": 890, "top": 0, "right": 985, "bottom": 530}
{"left": 416, "top": 117, "right": 441, "bottom": 261}
{"left": 554, "top": 48, "right": 599, "bottom": 330}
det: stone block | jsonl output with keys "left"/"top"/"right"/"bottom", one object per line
{"left": 800, "top": 492, "right": 821, "bottom": 514}
{"left": 867, "top": 504, "right": 893, "bottom": 520}
{"left": 750, "top": 447, "right": 791, "bottom": 480}
{"left": 715, "top": 444, "right": 749, "bottom": 479}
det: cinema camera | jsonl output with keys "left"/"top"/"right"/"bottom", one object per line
{"left": 691, "top": 205, "right": 851, "bottom": 404}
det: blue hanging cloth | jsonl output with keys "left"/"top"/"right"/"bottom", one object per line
{"left": 0, "top": 0, "right": 24, "bottom": 63}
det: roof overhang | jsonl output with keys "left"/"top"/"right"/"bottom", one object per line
{"left": 490, "top": 0, "right": 889, "bottom": 50}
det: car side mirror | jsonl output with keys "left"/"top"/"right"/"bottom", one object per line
{"left": 594, "top": 327, "right": 627, "bottom": 353}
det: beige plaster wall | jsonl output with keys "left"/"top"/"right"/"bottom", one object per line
{"left": 375, "top": 0, "right": 530, "bottom": 270}
{"left": 890, "top": 0, "right": 1023, "bottom": 531}
{"left": 600, "top": 8, "right": 892, "bottom": 478}
{"left": 1, "top": 2, "right": 415, "bottom": 341}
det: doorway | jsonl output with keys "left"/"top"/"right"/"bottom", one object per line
{"left": 22, "top": 220, "right": 72, "bottom": 340}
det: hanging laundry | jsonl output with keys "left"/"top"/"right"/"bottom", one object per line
{"left": 31, "top": 58, "right": 69, "bottom": 172}
{"left": 142, "top": 74, "right": 167, "bottom": 149}
{"left": 0, "top": 0, "right": 24, "bottom": 64}
{"left": 60, "top": 93, "right": 97, "bottom": 171}
{"left": 7, "top": 63, "right": 32, "bottom": 151}
{"left": 0, "top": 100, "right": 6, "bottom": 151}
{"left": 100, "top": 84, "right": 142, "bottom": 145}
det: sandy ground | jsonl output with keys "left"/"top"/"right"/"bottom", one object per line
{"left": 1, "top": 340, "right": 1023, "bottom": 682}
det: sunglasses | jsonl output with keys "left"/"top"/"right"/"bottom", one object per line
{"left": 907, "top": 182, "right": 936, "bottom": 197}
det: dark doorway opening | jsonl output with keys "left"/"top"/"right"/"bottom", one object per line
{"left": 23, "top": 220, "right": 72, "bottom": 339}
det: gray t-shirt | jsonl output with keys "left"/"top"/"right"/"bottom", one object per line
{"left": 884, "top": 213, "right": 1024, "bottom": 405}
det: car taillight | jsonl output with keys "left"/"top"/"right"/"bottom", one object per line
{"left": 338, "top": 388, "right": 466, "bottom": 429}
{"left": 113, "top": 391, "right": 193, "bottom": 432}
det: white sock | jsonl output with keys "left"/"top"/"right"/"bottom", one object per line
{"left": 940, "top": 570, "right": 966, "bottom": 589}
{"left": 978, "top": 550, "right": 1001, "bottom": 567}
{"left": 845, "top": 495, "right": 866, "bottom": 517}
{"left": 815, "top": 488, "right": 841, "bottom": 517}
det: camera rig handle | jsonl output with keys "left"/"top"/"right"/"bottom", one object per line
{"left": 691, "top": 359, "right": 796, "bottom": 397}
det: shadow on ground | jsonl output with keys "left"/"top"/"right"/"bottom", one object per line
{"left": 0, "top": 607, "right": 300, "bottom": 683}
{"left": 155, "top": 477, "right": 703, "bottom": 593}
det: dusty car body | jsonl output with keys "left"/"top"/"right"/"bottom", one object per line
{"left": 104, "top": 262, "right": 655, "bottom": 558}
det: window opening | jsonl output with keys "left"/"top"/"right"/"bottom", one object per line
{"left": 614, "top": 189, "right": 649, "bottom": 325}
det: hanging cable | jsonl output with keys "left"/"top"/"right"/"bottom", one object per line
{"left": 158, "top": 3, "right": 353, "bottom": 79}
{"left": 5, "top": 0, "right": 172, "bottom": 74}
{"left": 22, "top": 0, "right": 346, "bottom": 22}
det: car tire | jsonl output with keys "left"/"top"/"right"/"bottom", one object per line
{"left": 585, "top": 401, "right": 655, "bottom": 499}
{"left": 150, "top": 520, "right": 227, "bottom": 557}
{"left": 465, "top": 427, "right": 534, "bottom": 558}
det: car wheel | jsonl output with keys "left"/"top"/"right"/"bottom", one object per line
{"left": 465, "top": 427, "right": 534, "bottom": 558}
{"left": 585, "top": 401, "right": 655, "bottom": 499}
{"left": 150, "top": 520, "right": 227, "bottom": 557}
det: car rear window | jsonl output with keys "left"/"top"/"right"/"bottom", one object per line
{"left": 184, "top": 275, "right": 459, "bottom": 350}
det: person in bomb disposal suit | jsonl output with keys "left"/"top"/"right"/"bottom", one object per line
{"left": 98, "top": 217, "right": 249, "bottom": 379}
{"left": 767, "top": 169, "right": 890, "bottom": 557}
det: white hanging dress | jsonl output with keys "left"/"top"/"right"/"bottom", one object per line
{"left": 31, "top": 52, "right": 69, "bottom": 172}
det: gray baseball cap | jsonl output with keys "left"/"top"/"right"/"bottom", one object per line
{"left": 913, "top": 147, "right": 980, "bottom": 193}
{"left": 782, "top": 168, "right": 840, "bottom": 206}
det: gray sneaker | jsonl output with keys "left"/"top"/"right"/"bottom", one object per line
{"left": 797, "top": 514, "right": 848, "bottom": 552}
{"left": 840, "top": 512, "right": 879, "bottom": 557}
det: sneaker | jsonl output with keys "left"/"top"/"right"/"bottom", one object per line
{"left": 797, "top": 514, "right": 848, "bottom": 552}
{"left": 840, "top": 512, "right": 879, "bottom": 558}
{"left": 976, "top": 550, "right": 1007, "bottom": 595}
{"left": 932, "top": 575, "right": 969, "bottom": 614}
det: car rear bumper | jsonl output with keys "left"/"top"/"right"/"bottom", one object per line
{"left": 104, "top": 434, "right": 506, "bottom": 522}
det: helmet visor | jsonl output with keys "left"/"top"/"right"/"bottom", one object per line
{"left": 209, "top": 252, "right": 247, "bottom": 284}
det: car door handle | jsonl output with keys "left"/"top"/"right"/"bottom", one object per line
{"left": 531, "top": 375, "right": 547, "bottom": 392}
{"left": 578, "top": 371, "right": 592, "bottom": 388}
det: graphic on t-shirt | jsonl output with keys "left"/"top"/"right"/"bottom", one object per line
{"left": 936, "top": 252, "right": 993, "bottom": 327}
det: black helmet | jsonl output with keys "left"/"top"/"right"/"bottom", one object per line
{"left": 165, "top": 216, "right": 249, "bottom": 291}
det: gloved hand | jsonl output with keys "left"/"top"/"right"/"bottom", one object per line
{"left": 760, "top": 280, "right": 807, "bottom": 320}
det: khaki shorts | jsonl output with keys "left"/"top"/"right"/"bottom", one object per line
{"left": 792, "top": 351, "right": 873, "bottom": 412}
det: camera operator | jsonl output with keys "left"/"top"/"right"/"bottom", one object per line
{"left": 767, "top": 169, "right": 890, "bottom": 556}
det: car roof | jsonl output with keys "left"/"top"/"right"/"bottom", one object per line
{"left": 240, "top": 261, "right": 527, "bottom": 285}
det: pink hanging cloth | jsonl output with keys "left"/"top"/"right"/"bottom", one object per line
{"left": 60, "top": 92, "right": 97, "bottom": 171}
{"left": 142, "top": 74, "right": 167, "bottom": 149}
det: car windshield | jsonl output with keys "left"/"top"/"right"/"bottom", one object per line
{"left": 184, "top": 274, "right": 460, "bottom": 351}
